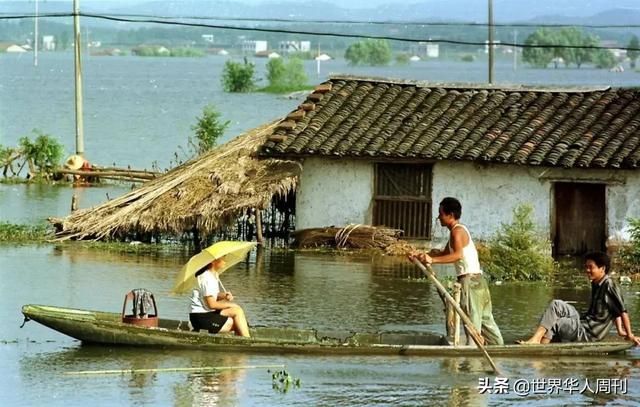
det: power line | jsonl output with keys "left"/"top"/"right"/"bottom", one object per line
{"left": 3, "top": 11, "right": 640, "bottom": 29}
{"left": 2, "top": 12, "right": 640, "bottom": 52}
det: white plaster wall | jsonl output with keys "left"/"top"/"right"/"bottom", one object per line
{"left": 296, "top": 158, "right": 373, "bottom": 229}
{"left": 431, "top": 161, "right": 551, "bottom": 242}
{"left": 607, "top": 174, "right": 640, "bottom": 241}
{"left": 296, "top": 157, "right": 640, "bottom": 244}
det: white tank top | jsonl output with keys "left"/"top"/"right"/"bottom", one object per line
{"left": 447, "top": 224, "right": 482, "bottom": 277}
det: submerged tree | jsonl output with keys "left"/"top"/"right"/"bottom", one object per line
{"left": 344, "top": 39, "right": 392, "bottom": 66}
{"left": 19, "top": 130, "right": 64, "bottom": 176}
{"left": 627, "top": 35, "right": 640, "bottom": 69}
{"left": 265, "top": 57, "right": 308, "bottom": 92}
{"left": 221, "top": 58, "right": 255, "bottom": 92}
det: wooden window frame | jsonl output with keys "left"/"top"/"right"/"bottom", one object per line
{"left": 373, "top": 163, "right": 433, "bottom": 239}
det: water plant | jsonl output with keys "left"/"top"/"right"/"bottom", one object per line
{"left": 269, "top": 369, "right": 301, "bottom": 393}
{"left": 0, "top": 222, "right": 50, "bottom": 243}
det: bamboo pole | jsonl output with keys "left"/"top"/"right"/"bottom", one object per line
{"left": 453, "top": 282, "right": 462, "bottom": 346}
{"left": 411, "top": 259, "right": 501, "bottom": 375}
{"left": 255, "top": 208, "right": 263, "bottom": 244}
{"left": 71, "top": 194, "right": 78, "bottom": 212}
{"left": 55, "top": 169, "right": 157, "bottom": 180}
{"left": 64, "top": 364, "right": 285, "bottom": 376}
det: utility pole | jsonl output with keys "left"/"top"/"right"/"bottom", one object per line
{"left": 488, "top": 0, "right": 494, "bottom": 84}
{"left": 513, "top": 30, "right": 518, "bottom": 71}
{"left": 73, "top": 0, "right": 85, "bottom": 155}
{"left": 34, "top": 0, "right": 39, "bottom": 66}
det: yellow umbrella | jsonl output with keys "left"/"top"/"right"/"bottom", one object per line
{"left": 171, "top": 241, "right": 257, "bottom": 295}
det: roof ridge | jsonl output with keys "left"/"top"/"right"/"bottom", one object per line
{"left": 327, "top": 74, "right": 611, "bottom": 93}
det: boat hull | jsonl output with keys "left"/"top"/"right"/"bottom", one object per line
{"left": 22, "top": 304, "right": 634, "bottom": 356}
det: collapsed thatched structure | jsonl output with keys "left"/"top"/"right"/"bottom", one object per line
{"left": 52, "top": 122, "right": 302, "bottom": 241}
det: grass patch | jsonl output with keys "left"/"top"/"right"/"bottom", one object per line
{"left": 0, "top": 222, "right": 51, "bottom": 243}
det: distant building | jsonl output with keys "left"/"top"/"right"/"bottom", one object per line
{"left": 242, "top": 40, "right": 268, "bottom": 55}
{"left": 278, "top": 41, "right": 311, "bottom": 54}
{"left": 600, "top": 40, "right": 626, "bottom": 59}
{"left": 42, "top": 35, "right": 55, "bottom": 51}
{"left": 410, "top": 41, "right": 439, "bottom": 58}
{"left": 6, "top": 44, "right": 27, "bottom": 53}
{"left": 201, "top": 34, "right": 214, "bottom": 44}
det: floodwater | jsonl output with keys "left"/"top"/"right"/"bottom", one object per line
{"left": 2, "top": 244, "right": 640, "bottom": 406}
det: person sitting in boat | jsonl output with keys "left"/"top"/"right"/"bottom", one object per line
{"left": 189, "top": 258, "right": 251, "bottom": 337}
{"left": 518, "top": 252, "right": 640, "bottom": 346}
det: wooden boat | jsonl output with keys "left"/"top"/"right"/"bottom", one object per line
{"left": 22, "top": 304, "right": 634, "bottom": 356}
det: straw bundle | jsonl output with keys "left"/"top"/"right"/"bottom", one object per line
{"left": 52, "top": 121, "right": 302, "bottom": 241}
{"left": 293, "top": 224, "right": 403, "bottom": 249}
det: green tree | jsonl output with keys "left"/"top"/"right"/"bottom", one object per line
{"left": 264, "top": 57, "right": 308, "bottom": 92}
{"left": 189, "top": 105, "right": 229, "bottom": 155}
{"left": 617, "top": 218, "right": 640, "bottom": 274}
{"left": 58, "top": 30, "right": 70, "bottom": 51}
{"left": 221, "top": 58, "right": 255, "bottom": 93}
{"left": 283, "top": 58, "right": 308, "bottom": 88}
{"left": 395, "top": 53, "right": 410, "bottom": 65}
{"left": 344, "top": 39, "right": 392, "bottom": 66}
{"left": 266, "top": 58, "right": 286, "bottom": 86}
{"left": 522, "top": 28, "right": 556, "bottom": 68}
{"left": 627, "top": 35, "right": 640, "bottom": 69}
{"left": 559, "top": 28, "right": 597, "bottom": 69}
{"left": 480, "top": 204, "right": 555, "bottom": 282}
{"left": 18, "top": 130, "right": 64, "bottom": 175}
{"left": 593, "top": 49, "right": 617, "bottom": 69}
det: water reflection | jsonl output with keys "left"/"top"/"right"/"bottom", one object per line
{"left": 173, "top": 353, "right": 248, "bottom": 407}
{"left": 441, "top": 358, "right": 489, "bottom": 407}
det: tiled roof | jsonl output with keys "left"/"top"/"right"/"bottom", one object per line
{"left": 261, "top": 76, "right": 640, "bottom": 169}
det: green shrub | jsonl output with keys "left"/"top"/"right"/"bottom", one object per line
{"left": 461, "top": 54, "right": 475, "bottom": 62}
{"left": 263, "top": 57, "right": 309, "bottom": 93}
{"left": 395, "top": 53, "right": 410, "bottom": 65}
{"left": 480, "top": 204, "right": 555, "bottom": 281}
{"left": 189, "top": 105, "right": 229, "bottom": 155}
{"left": 344, "top": 39, "right": 392, "bottom": 66}
{"left": 221, "top": 59, "right": 256, "bottom": 92}
{"left": 171, "top": 48, "right": 204, "bottom": 57}
{"left": 616, "top": 218, "right": 640, "bottom": 274}
{"left": 19, "top": 130, "right": 64, "bottom": 175}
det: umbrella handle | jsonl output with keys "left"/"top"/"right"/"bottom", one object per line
{"left": 218, "top": 279, "right": 227, "bottom": 293}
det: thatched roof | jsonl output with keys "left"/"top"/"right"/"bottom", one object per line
{"left": 53, "top": 122, "right": 301, "bottom": 241}
{"left": 262, "top": 75, "right": 640, "bottom": 169}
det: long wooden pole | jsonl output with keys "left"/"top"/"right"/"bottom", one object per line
{"left": 64, "top": 364, "right": 285, "bottom": 376}
{"left": 488, "top": 0, "right": 494, "bottom": 84}
{"left": 73, "top": 0, "right": 85, "bottom": 155}
{"left": 411, "top": 259, "right": 501, "bottom": 375}
{"left": 34, "top": 0, "right": 39, "bottom": 67}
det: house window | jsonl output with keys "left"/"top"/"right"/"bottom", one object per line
{"left": 373, "top": 163, "right": 432, "bottom": 238}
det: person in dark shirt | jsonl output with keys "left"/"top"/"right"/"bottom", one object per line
{"left": 517, "top": 252, "right": 640, "bottom": 346}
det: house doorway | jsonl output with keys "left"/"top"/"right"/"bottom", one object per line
{"left": 553, "top": 182, "right": 606, "bottom": 255}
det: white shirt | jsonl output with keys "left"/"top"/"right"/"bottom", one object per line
{"left": 447, "top": 224, "right": 482, "bottom": 277}
{"left": 189, "top": 271, "right": 221, "bottom": 313}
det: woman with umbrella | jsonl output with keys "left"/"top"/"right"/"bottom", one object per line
{"left": 189, "top": 257, "right": 251, "bottom": 337}
{"left": 173, "top": 242, "right": 256, "bottom": 338}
